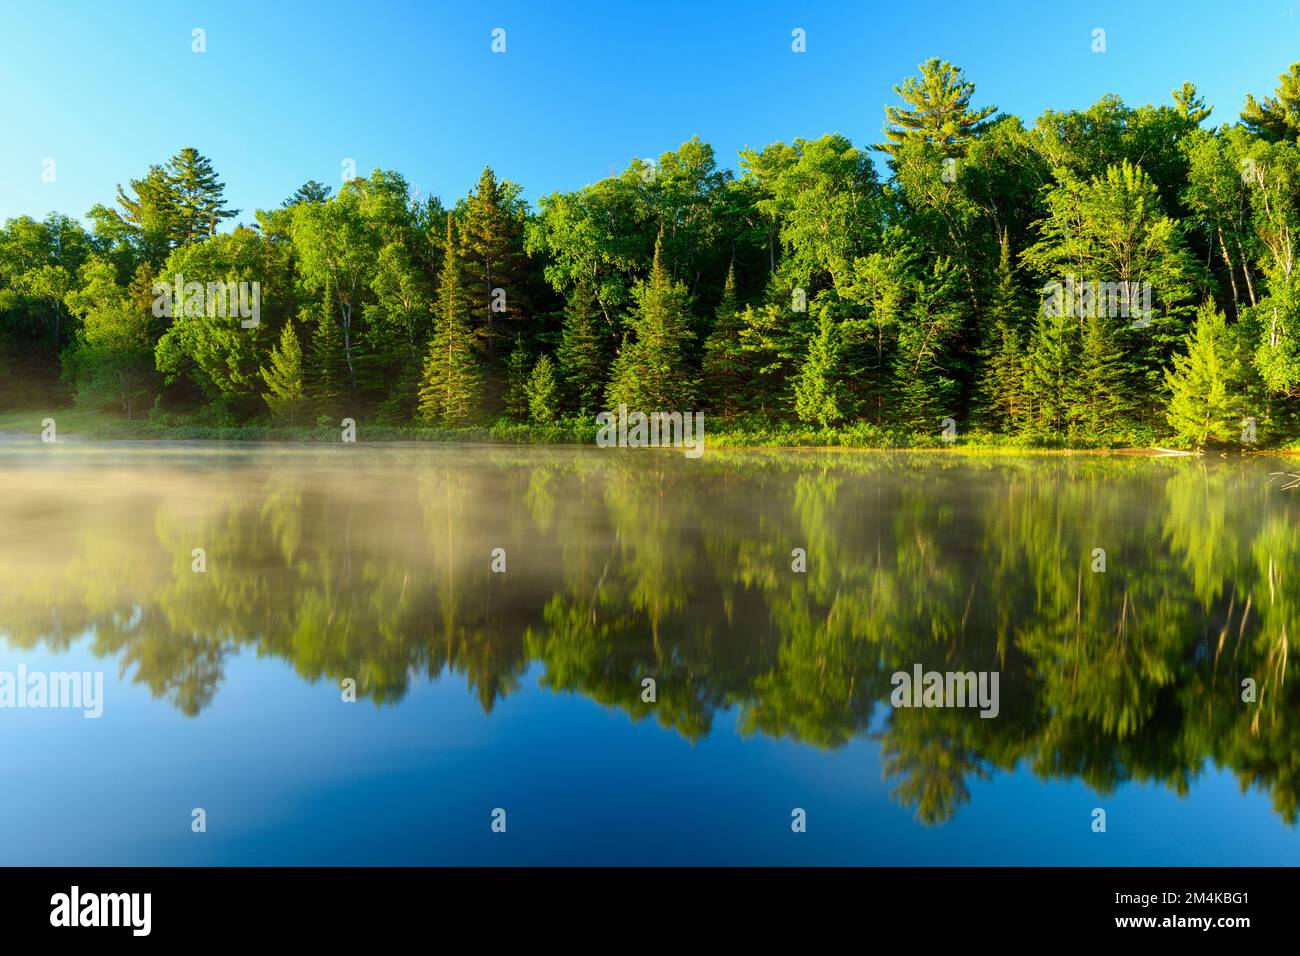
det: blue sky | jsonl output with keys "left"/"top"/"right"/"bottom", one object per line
{"left": 1, "top": 0, "right": 1298, "bottom": 224}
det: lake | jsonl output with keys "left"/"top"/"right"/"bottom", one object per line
{"left": 2, "top": 440, "right": 1299, "bottom": 865}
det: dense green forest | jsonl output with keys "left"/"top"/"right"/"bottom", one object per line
{"left": 6, "top": 58, "right": 1300, "bottom": 447}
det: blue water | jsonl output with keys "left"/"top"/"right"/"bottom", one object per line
{"left": 2, "top": 443, "right": 1298, "bottom": 864}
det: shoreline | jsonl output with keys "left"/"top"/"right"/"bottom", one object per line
{"left": 0, "top": 426, "right": 1290, "bottom": 457}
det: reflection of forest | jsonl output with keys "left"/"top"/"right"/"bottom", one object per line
{"left": 2, "top": 447, "right": 1298, "bottom": 826}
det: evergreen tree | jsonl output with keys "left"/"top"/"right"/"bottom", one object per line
{"left": 459, "top": 165, "right": 529, "bottom": 358}
{"left": 525, "top": 353, "right": 560, "bottom": 423}
{"left": 504, "top": 335, "right": 530, "bottom": 419}
{"left": 1242, "top": 62, "right": 1300, "bottom": 142}
{"left": 308, "top": 276, "right": 346, "bottom": 414}
{"left": 261, "top": 320, "right": 307, "bottom": 424}
{"left": 1022, "top": 303, "right": 1080, "bottom": 437}
{"left": 1165, "top": 301, "right": 1249, "bottom": 445}
{"left": 1077, "top": 311, "right": 1130, "bottom": 439}
{"left": 557, "top": 277, "right": 607, "bottom": 416}
{"left": 891, "top": 257, "right": 964, "bottom": 428}
{"left": 702, "top": 263, "right": 748, "bottom": 419}
{"left": 282, "top": 180, "right": 333, "bottom": 207}
{"left": 880, "top": 58, "right": 996, "bottom": 157}
{"left": 604, "top": 230, "right": 695, "bottom": 411}
{"left": 419, "top": 218, "right": 481, "bottom": 425}
{"left": 976, "top": 233, "right": 1027, "bottom": 428}
{"left": 793, "top": 303, "right": 844, "bottom": 427}
{"left": 163, "top": 147, "right": 239, "bottom": 243}
{"left": 1172, "top": 82, "right": 1213, "bottom": 125}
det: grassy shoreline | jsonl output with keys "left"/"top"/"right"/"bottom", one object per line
{"left": 1, "top": 407, "right": 1289, "bottom": 455}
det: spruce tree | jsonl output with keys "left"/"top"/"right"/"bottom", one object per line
{"left": 793, "top": 304, "right": 844, "bottom": 427}
{"left": 557, "top": 277, "right": 607, "bottom": 416}
{"left": 260, "top": 320, "right": 307, "bottom": 424}
{"left": 419, "top": 218, "right": 481, "bottom": 425}
{"left": 308, "top": 277, "right": 345, "bottom": 415}
{"left": 977, "top": 233, "right": 1027, "bottom": 429}
{"left": 526, "top": 354, "right": 560, "bottom": 423}
{"left": 702, "top": 263, "right": 748, "bottom": 419}
{"left": 459, "top": 166, "right": 529, "bottom": 358}
{"left": 1022, "top": 304, "right": 1080, "bottom": 438}
{"left": 604, "top": 229, "right": 695, "bottom": 411}
{"left": 504, "top": 335, "right": 530, "bottom": 419}
{"left": 1165, "top": 301, "right": 1247, "bottom": 445}
{"left": 1077, "top": 311, "right": 1130, "bottom": 439}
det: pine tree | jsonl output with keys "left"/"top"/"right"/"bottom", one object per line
{"left": 163, "top": 147, "right": 239, "bottom": 243}
{"left": 1165, "top": 301, "right": 1248, "bottom": 445}
{"left": 261, "top": 320, "right": 307, "bottom": 424}
{"left": 419, "top": 218, "right": 481, "bottom": 425}
{"left": 1172, "top": 82, "right": 1213, "bottom": 125}
{"left": 880, "top": 58, "right": 996, "bottom": 157}
{"left": 1241, "top": 62, "right": 1300, "bottom": 142}
{"left": 793, "top": 304, "right": 844, "bottom": 427}
{"left": 526, "top": 354, "right": 560, "bottom": 423}
{"left": 702, "top": 263, "right": 748, "bottom": 419}
{"left": 604, "top": 229, "right": 694, "bottom": 411}
{"left": 557, "top": 277, "right": 608, "bottom": 416}
{"left": 282, "top": 180, "right": 333, "bottom": 207}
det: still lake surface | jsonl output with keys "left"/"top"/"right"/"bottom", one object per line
{"left": 2, "top": 440, "right": 1299, "bottom": 865}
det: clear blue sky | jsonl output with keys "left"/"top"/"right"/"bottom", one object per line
{"left": 1, "top": 0, "right": 1297, "bottom": 225}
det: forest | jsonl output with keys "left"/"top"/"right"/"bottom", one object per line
{"left": 4, "top": 57, "right": 1300, "bottom": 448}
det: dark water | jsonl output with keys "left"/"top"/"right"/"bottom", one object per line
{"left": 2, "top": 441, "right": 1299, "bottom": 864}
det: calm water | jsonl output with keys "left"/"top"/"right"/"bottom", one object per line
{"left": 2, "top": 440, "right": 1299, "bottom": 865}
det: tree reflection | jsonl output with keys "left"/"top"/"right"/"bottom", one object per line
{"left": 2, "top": 447, "right": 1299, "bottom": 824}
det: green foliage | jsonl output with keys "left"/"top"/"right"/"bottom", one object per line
{"left": 525, "top": 353, "right": 560, "bottom": 423}
{"left": 604, "top": 231, "right": 695, "bottom": 411}
{"left": 260, "top": 319, "right": 308, "bottom": 425}
{"left": 9, "top": 59, "right": 1300, "bottom": 447}
{"left": 880, "top": 58, "right": 997, "bottom": 157}
{"left": 793, "top": 303, "right": 844, "bottom": 426}
{"left": 1165, "top": 302, "right": 1252, "bottom": 445}
{"left": 459, "top": 166, "right": 530, "bottom": 359}
{"left": 702, "top": 264, "right": 747, "bottom": 418}
{"left": 556, "top": 277, "right": 608, "bottom": 416}
{"left": 419, "top": 219, "right": 480, "bottom": 425}
{"left": 504, "top": 335, "right": 530, "bottom": 419}
{"left": 1242, "top": 63, "right": 1300, "bottom": 142}
{"left": 60, "top": 256, "right": 156, "bottom": 417}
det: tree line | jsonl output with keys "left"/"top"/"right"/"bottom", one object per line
{"left": 5, "top": 59, "right": 1300, "bottom": 445}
